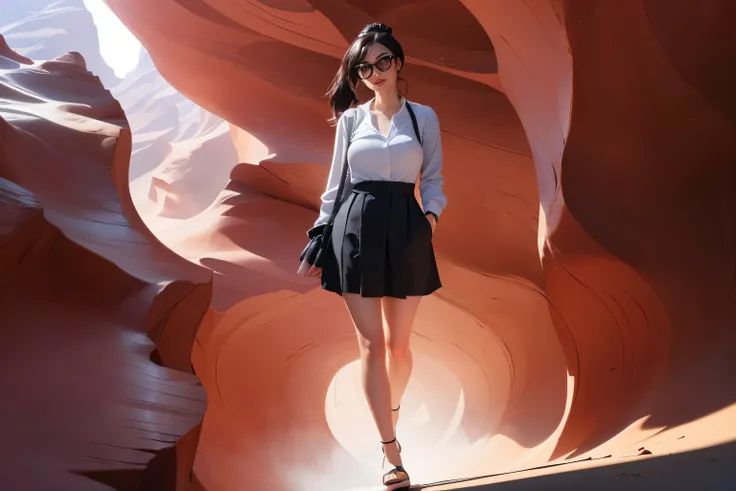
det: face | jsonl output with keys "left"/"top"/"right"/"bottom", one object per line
{"left": 355, "top": 42, "right": 402, "bottom": 95}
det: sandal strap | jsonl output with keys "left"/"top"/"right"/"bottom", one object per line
{"left": 381, "top": 437, "right": 397, "bottom": 445}
{"left": 392, "top": 405, "right": 400, "bottom": 411}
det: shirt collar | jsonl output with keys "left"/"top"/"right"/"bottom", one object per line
{"left": 359, "top": 96, "right": 408, "bottom": 114}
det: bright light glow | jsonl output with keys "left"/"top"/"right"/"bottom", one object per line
{"left": 82, "top": 0, "right": 141, "bottom": 78}
{"left": 321, "top": 355, "right": 479, "bottom": 487}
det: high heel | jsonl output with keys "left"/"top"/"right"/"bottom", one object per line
{"left": 381, "top": 437, "right": 410, "bottom": 490}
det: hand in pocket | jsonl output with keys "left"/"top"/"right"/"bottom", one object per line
{"left": 425, "top": 214, "right": 437, "bottom": 235}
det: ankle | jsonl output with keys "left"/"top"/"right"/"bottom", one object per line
{"left": 381, "top": 438, "right": 402, "bottom": 466}
{"left": 384, "top": 445, "right": 402, "bottom": 466}
{"left": 391, "top": 406, "right": 400, "bottom": 432}
{"left": 381, "top": 436, "right": 397, "bottom": 448}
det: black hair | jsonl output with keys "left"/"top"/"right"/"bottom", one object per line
{"left": 325, "top": 23, "right": 405, "bottom": 123}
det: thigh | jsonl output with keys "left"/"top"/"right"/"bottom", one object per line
{"left": 343, "top": 293, "right": 384, "bottom": 350}
{"left": 381, "top": 295, "right": 422, "bottom": 350}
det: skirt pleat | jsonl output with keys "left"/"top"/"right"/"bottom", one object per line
{"left": 321, "top": 180, "right": 442, "bottom": 298}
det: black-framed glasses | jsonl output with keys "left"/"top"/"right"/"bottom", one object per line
{"left": 355, "top": 54, "right": 396, "bottom": 80}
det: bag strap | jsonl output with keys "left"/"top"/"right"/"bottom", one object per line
{"left": 405, "top": 100, "right": 422, "bottom": 146}
{"left": 326, "top": 108, "right": 359, "bottom": 225}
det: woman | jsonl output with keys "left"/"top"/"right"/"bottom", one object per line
{"left": 306, "top": 23, "right": 446, "bottom": 490}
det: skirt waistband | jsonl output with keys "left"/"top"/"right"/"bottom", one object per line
{"left": 353, "top": 180, "right": 415, "bottom": 195}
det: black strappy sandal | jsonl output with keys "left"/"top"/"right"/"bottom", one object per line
{"left": 381, "top": 437, "right": 410, "bottom": 490}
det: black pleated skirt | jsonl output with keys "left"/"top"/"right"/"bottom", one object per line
{"left": 320, "top": 180, "right": 442, "bottom": 298}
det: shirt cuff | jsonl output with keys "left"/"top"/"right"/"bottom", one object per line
{"left": 424, "top": 211, "right": 439, "bottom": 223}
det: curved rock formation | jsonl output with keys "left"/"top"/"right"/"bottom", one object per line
{"left": 3, "top": 0, "right": 736, "bottom": 489}
{"left": 97, "top": 1, "right": 736, "bottom": 490}
{"left": 0, "top": 37, "right": 211, "bottom": 490}
{"left": 100, "top": 0, "right": 736, "bottom": 489}
{"left": 112, "top": 49, "right": 239, "bottom": 219}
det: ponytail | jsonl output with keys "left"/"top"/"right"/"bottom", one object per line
{"left": 326, "top": 66, "right": 358, "bottom": 124}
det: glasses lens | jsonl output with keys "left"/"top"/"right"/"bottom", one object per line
{"left": 357, "top": 65, "right": 372, "bottom": 79}
{"left": 375, "top": 56, "right": 393, "bottom": 71}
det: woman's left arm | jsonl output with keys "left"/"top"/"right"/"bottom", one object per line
{"left": 420, "top": 107, "right": 447, "bottom": 221}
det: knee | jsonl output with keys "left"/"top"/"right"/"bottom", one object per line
{"left": 358, "top": 336, "right": 386, "bottom": 360}
{"left": 387, "top": 339, "right": 411, "bottom": 362}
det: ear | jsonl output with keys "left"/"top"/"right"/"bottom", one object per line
{"left": 396, "top": 58, "right": 403, "bottom": 72}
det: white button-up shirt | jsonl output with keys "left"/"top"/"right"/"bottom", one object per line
{"left": 314, "top": 98, "right": 447, "bottom": 227}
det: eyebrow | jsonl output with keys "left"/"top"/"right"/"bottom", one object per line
{"left": 359, "top": 52, "right": 392, "bottom": 64}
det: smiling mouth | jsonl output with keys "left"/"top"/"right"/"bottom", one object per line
{"left": 375, "top": 79, "right": 385, "bottom": 85}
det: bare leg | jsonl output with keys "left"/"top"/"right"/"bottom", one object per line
{"left": 343, "top": 293, "right": 403, "bottom": 468}
{"left": 382, "top": 295, "right": 421, "bottom": 431}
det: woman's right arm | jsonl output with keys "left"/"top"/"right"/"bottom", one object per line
{"left": 308, "top": 112, "right": 350, "bottom": 236}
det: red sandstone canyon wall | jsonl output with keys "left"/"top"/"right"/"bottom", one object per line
{"left": 1, "top": 1, "right": 735, "bottom": 490}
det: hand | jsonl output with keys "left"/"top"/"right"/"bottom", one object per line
{"left": 306, "top": 265, "right": 322, "bottom": 279}
{"left": 425, "top": 213, "right": 437, "bottom": 235}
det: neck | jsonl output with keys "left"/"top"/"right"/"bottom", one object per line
{"left": 373, "top": 91, "right": 402, "bottom": 113}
